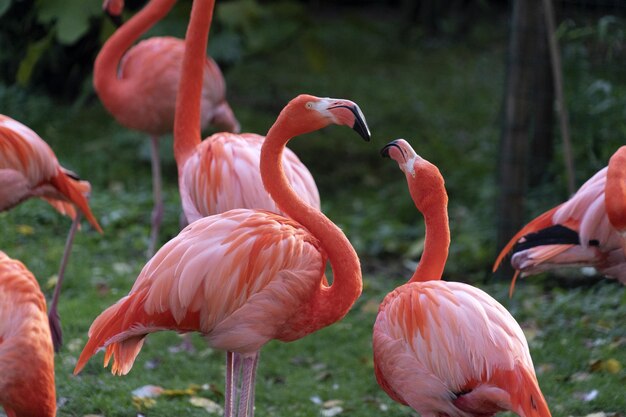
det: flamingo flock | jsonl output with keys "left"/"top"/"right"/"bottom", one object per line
{"left": 0, "top": 0, "right": 623, "bottom": 416}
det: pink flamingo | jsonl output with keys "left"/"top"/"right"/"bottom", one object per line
{"left": 96, "top": 0, "right": 240, "bottom": 256}
{"left": 373, "top": 139, "right": 551, "bottom": 417}
{"left": 0, "top": 114, "right": 102, "bottom": 351}
{"left": 172, "top": 0, "right": 319, "bottom": 225}
{"left": 494, "top": 146, "right": 626, "bottom": 293}
{"left": 0, "top": 251, "right": 56, "bottom": 417}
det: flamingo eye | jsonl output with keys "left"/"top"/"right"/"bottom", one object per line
{"left": 306, "top": 102, "right": 313, "bottom": 109}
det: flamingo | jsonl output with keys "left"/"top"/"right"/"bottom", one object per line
{"left": 0, "top": 251, "right": 56, "bottom": 417}
{"left": 373, "top": 139, "right": 551, "bottom": 417}
{"left": 79, "top": 5, "right": 370, "bottom": 395}
{"left": 172, "top": 0, "right": 319, "bottom": 226}
{"left": 493, "top": 146, "right": 626, "bottom": 293}
{"left": 0, "top": 114, "right": 103, "bottom": 351}
{"left": 96, "top": 0, "right": 240, "bottom": 256}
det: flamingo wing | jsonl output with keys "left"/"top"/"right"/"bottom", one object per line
{"left": 0, "top": 115, "right": 102, "bottom": 232}
{"left": 373, "top": 281, "right": 549, "bottom": 417}
{"left": 180, "top": 133, "right": 320, "bottom": 223}
{"left": 75, "top": 209, "right": 326, "bottom": 375}
{"left": 494, "top": 165, "right": 625, "bottom": 285}
{"left": 0, "top": 251, "right": 56, "bottom": 417}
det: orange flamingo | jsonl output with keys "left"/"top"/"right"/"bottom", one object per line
{"left": 96, "top": 0, "right": 240, "bottom": 256}
{"left": 493, "top": 146, "right": 626, "bottom": 293}
{"left": 172, "top": 0, "right": 319, "bottom": 225}
{"left": 0, "top": 114, "right": 102, "bottom": 351}
{"left": 0, "top": 251, "right": 56, "bottom": 417}
{"left": 373, "top": 139, "right": 551, "bottom": 417}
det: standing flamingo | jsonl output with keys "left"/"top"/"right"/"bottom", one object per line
{"left": 0, "top": 114, "right": 103, "bottom": 351}
{"left": 373, "top": 139, "right": 551, "bottom": 417}
{"left": 493, "top": 146, "right": 626, "bottom": 293}
{"left": 0, "top": 251, "right": 56, "bottom": 417}
{"left": 173, "top": 0, "right": 319, "bottom": 225}
{"left": 96, "top": 0, "right": 240, "bottom": 256}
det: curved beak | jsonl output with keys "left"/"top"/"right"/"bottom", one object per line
{"left": 380, "top": 140, "right": 403, "bottom": 158}
{"left": 328, "top": 103, "right": 371, "bottom": 141}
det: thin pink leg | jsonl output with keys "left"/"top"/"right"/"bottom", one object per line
{"left": 224, "top": 352, "right": 235, "bottom": 417}
{"left": 237, "top": 352, "right": 260, "bottom": 417}
{"left": 147, "top": 135, "right": 163, "bottom": 258}
{"left": 48, "top": 212, "right": 81, "bottom": 352}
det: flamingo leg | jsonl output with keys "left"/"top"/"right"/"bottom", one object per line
{"left": 148, "top": 135, "right": 163, "bottom": 258}
{"left": 236, "top": 352, "right": 260, "bottom": 417}
{"left": 48, "top": 212, "right": 81, "bottom": 352}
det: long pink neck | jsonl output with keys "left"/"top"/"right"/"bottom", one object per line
{"left": 174, "top": 0, "right": 212, "bottom": 173}
{"left": 94, "top": 0, "right": 176, "bottom": 115}
{"left": 260, "top": 117, "right": 362, "bottom": 332}
{"left": 606, "top": 146, "right": 626, "bottom": 232}
{"left": 408, "top": 175, "right": 450, "bottom": 283}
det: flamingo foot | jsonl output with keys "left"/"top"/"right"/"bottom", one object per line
{"left": 48, "top": 307, "right": 63, "bottom": 352}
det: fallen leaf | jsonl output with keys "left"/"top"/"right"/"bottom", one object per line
{"left": 589, "top": 358, "right": 622, "bottom": 374}
{"left": 189, "top": 396, "right": 223, "bottom": 415}
{"left": 323, "top": 399, "right": 343, "bottom": 408}
{"left": 132, "top": 397, "right": 157, "bottom": 411}
{"left": 321, "top": 406, "right": 343, "bottom": 417}
{"left": 570, "top": 371, "right": 592, "bottom": 382}
{"left": 45, "top": 275, "right": 58, "bottom": 291}
{"left": 66, "top": 338, "right": 84, "bottom": 353}
{"left": 574, "top": 389, "right": 599, "bottom": 402}
{"left": 132, "top": 385, "right": 164, "bottom": 399}
{"left": 16, "top": 224, "right": 34, "bottom": 235}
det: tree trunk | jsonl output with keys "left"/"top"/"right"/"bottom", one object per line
{"left": 495, "top": 0, "right": 552, "bottom": 278}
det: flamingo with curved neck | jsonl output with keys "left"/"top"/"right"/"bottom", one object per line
{"left": 494, "top": 145, "right": 626, "bottom": 291}
{"left": 75, "top": 6, "right": 370, "bottom": 417}
{"left": 95, "top": 0, "right": 240, "bottom": 256}
{"left": 172, "top": 0, "right": 320, "bottom": 227}
{"left": 373, "top": 139, "right": 551, "bottom": 417}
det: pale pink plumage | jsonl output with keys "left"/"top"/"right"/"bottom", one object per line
{"left": 0, "top": 251, "right": 56, "bottom": 417}
{"left": 374, "top": 139, "right": 551, "bottom": 417}
{"left": 494, "top": 146, "right": 626, "bottom": 288}
{"left": 179, "top": 132, "right": 320, "bottom": 224}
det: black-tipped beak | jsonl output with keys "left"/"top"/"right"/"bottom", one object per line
{"left": 350, "top": 106, "right": 371, "bottom": 142}
{"left": 381, "top": 140, "right": 402, "bottom": 158}
{"left": 107, "top": 11, "right": 123, "bottom": 28}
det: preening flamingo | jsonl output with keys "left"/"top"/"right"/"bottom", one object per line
{"left": 0, "top": 114, "right": 102, "bottom": 351}
{"left": 173, "top": 0, "right": 319, "bottom": 225}
{"left": 96, "top": 0, "right": 240, "bottom": 256}
{"left": 0, "top": 251, "right": 56, "bottom": 417}
{"left": 493, "top": 146, "right": 626, "bottom": 293}
{"left": 373, "top": 139, "right": 551, "bottom": 417}
{"left": 74, "top": 92, "right": 370, "bottom": 417}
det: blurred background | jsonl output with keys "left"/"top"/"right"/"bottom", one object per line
{"left": 1, "top": 0, "right": 625, "bottom": 282}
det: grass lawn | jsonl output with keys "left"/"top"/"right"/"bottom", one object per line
{"left": 1, "top": 5, "right": 625, "bottom": 417}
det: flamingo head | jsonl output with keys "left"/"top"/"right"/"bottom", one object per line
{"left": 276, "top": 95, "right": 371, "bottom": 142}
{"left": 211, "top": 102, "right": 241, "bottom": 134}
{"left": 103, "top": 0, "right": 124, "bottom": 26}
{"left": 381, "top": 139, "right": 447, "bottom": 211}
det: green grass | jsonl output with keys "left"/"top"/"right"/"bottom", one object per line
{"left": 1, "top": 7, "right": 626, "bottom": 417}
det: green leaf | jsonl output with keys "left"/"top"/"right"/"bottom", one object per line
{"left": 16, "top": 32, "right": 54, "bottom": 86}
{"left": 0, "top": 0, "right": 11, "bottom": 18}
{"left": 35, "top": 0, "right": 101, "bottom": 44}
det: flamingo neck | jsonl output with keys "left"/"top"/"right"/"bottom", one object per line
{"left": 174, "top": 0, "right": 213, "bottom": 173}
{"left": 94, "top": 0, "right": 176, "bottom": 114}
{"left": 260, "top": 117, "right": 362, "bottom": 331}
{"left": 408, "top": 174, "right": 450, "bottom": 283}
{"left": 606, "top": 146, "right": 626, "bottom": 234}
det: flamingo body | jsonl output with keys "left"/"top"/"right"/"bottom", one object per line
{"left": 494, "top": 146, "right": 626, "bottom": 286}
{"left": 103, "top": 36, "right": 238, "bottom": 135}
{"left": 75, "top": 209, "right": 326, "bottom": 375}
{"left": 374, "top": 280, "right": 546, "bottom": 417}
{"left": 180, "top": 132, "right": 320, "bottom": 223}
{"left": 374, "top": 139, "right": 551, "bottom": 417}
{"left": 0, "top": 251, "right": 56, "bottom": 417}
{"left": 0, "top": 114, "right": 101, "bottom": 231}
